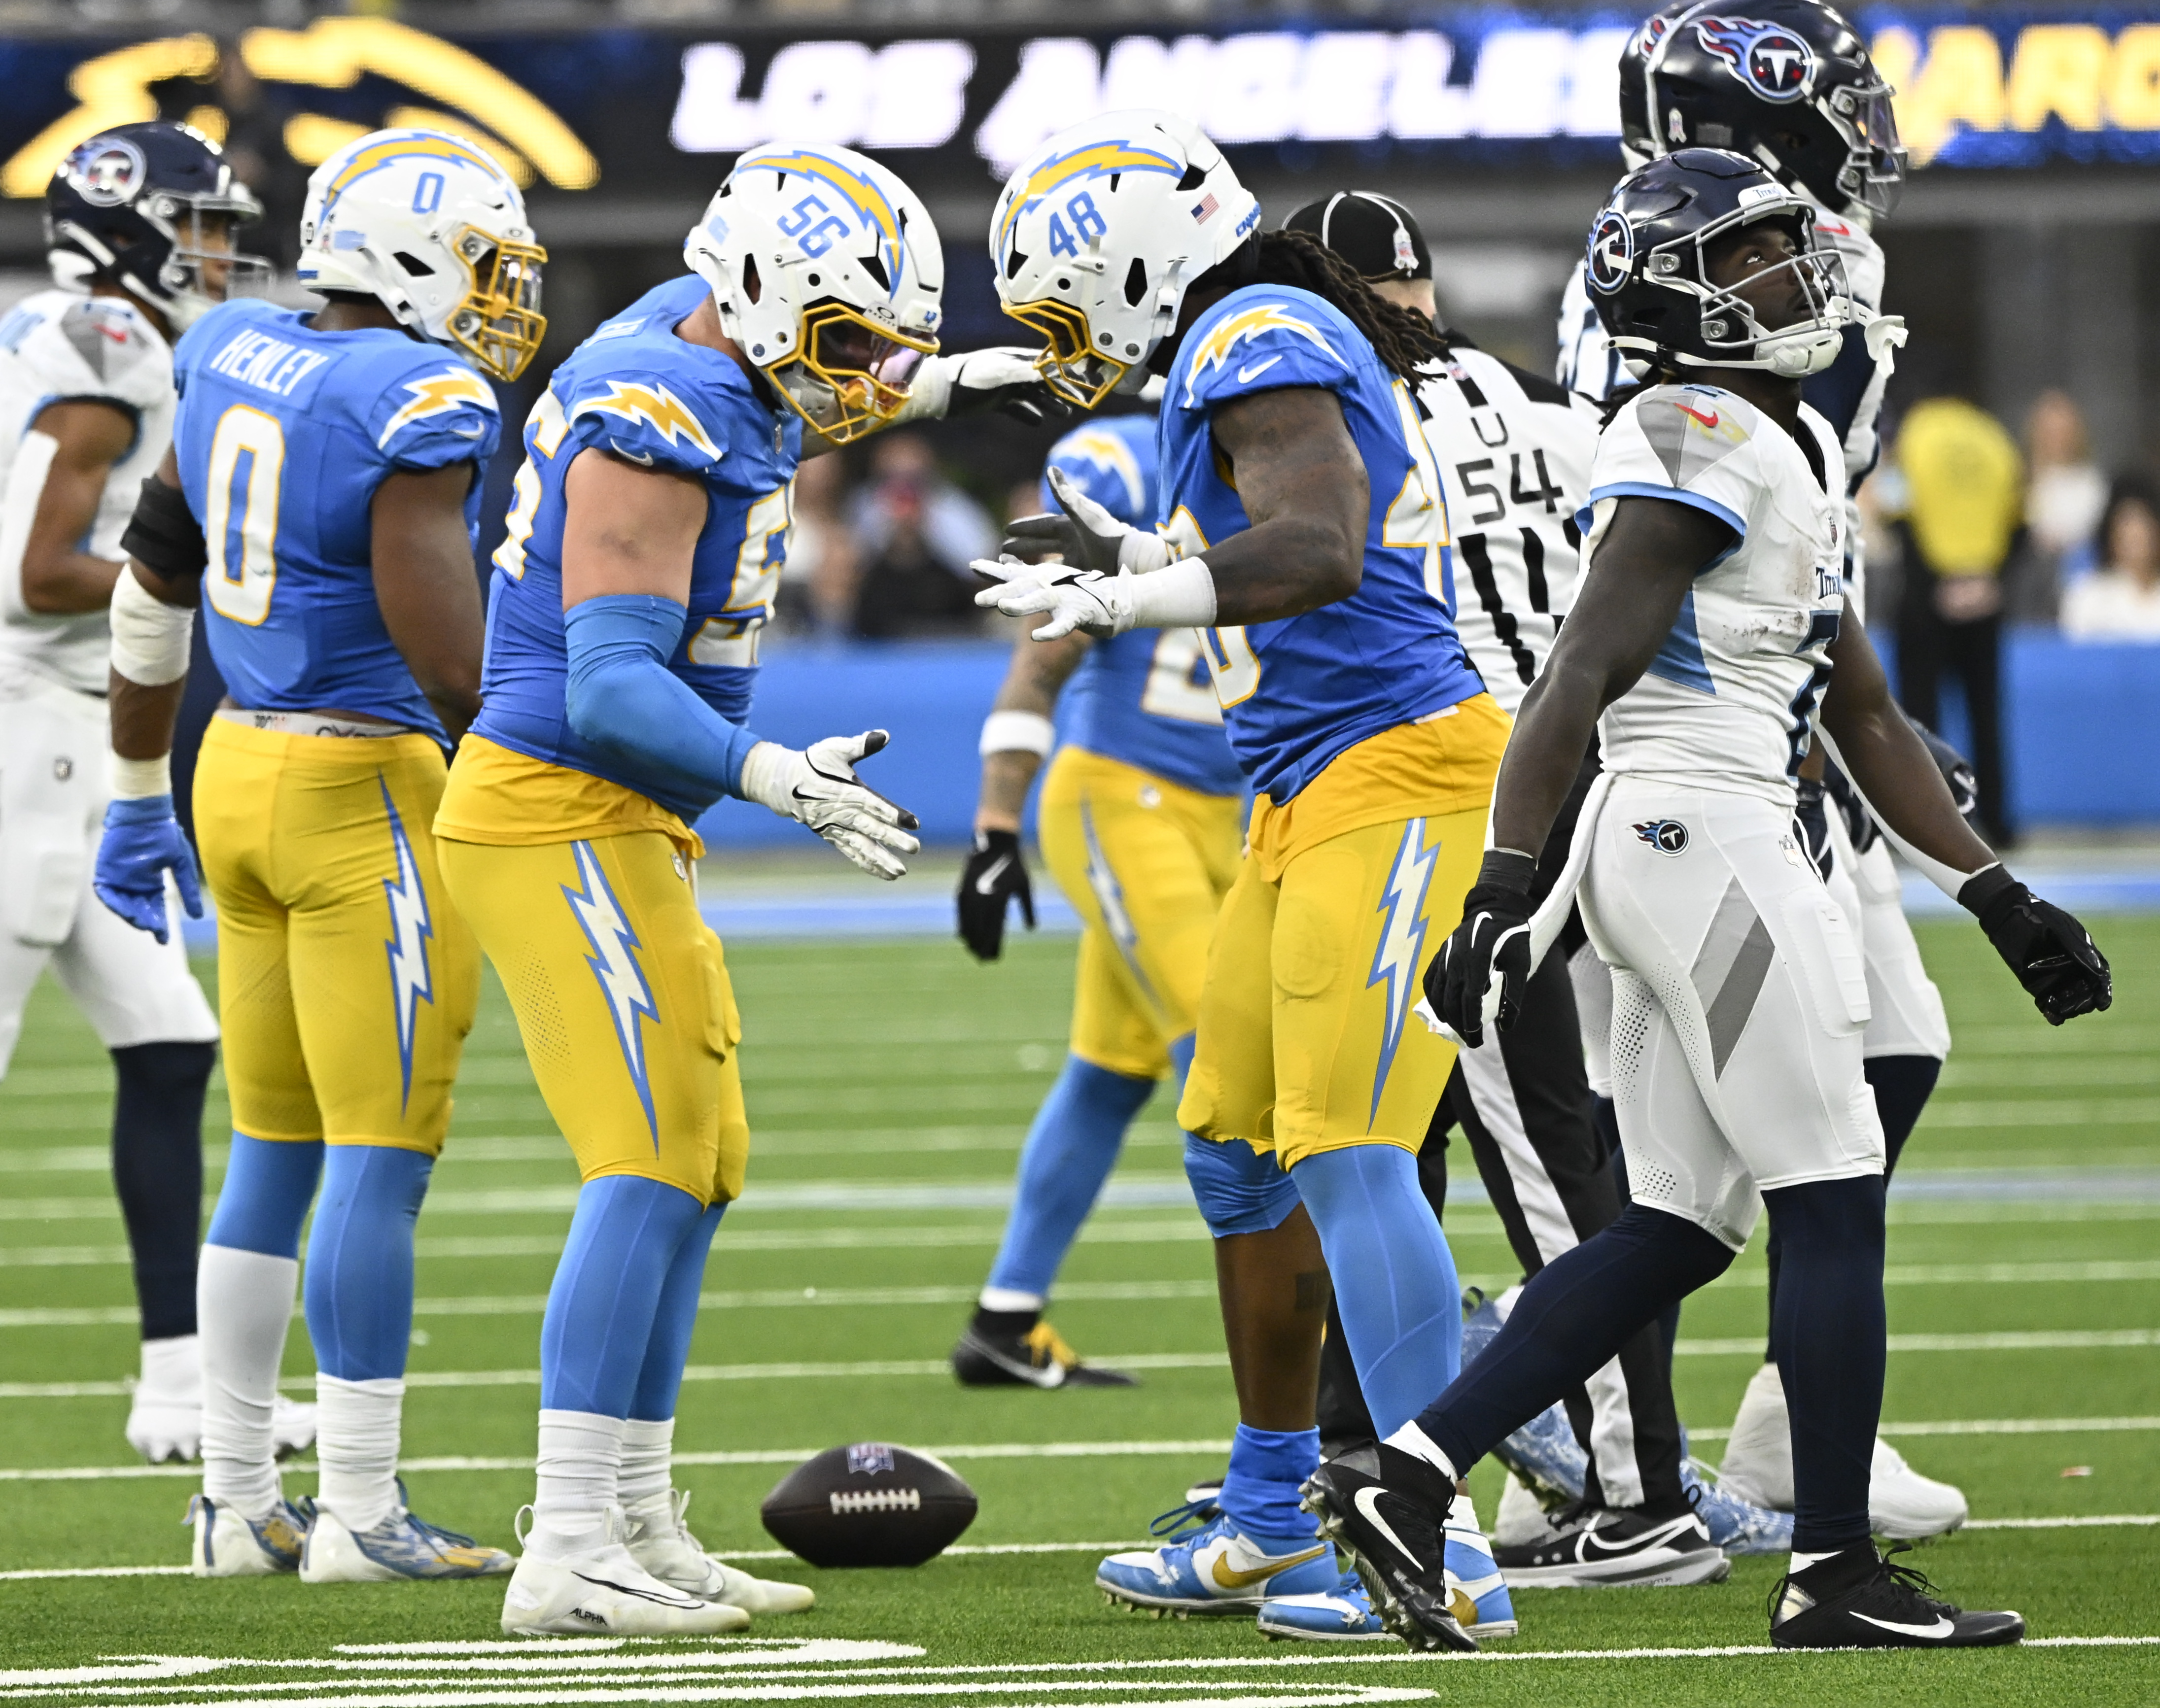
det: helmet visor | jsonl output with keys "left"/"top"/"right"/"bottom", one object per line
{"left": 451, "top": 229, "right": 548, "bottom": 382}
{"left": 768, "top": 299, "right": 938, "bottom": 445}
{"left": 1002, "top": 297, "right": 1128, "bottom": 411}
{"left": 1829, "top": 81, "right": 1908, "bottom": 219}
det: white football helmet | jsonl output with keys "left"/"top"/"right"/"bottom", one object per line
{"left": 297, "top": 128, "right": 546, "bottom": 381}
{"left": 990, "top": 111, "right": 1260, "bottom": 410}
{"left": 685, "top": 144, "right": 943, "bottom": 444}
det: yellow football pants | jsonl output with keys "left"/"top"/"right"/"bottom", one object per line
{"left": 1177, "top": 808, "right": 1485, "bottom": 1168}
{"left": 193, "top": 718, "right": 477, "bottom": 1153}
{"left": 437, "top": 830, "right": 748, "bottom": 1206}
{"left": 1037, "top": 747, "right": 1245, "bottom": 1081}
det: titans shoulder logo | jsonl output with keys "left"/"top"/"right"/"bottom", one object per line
{"left": 1694, "top": 16, "right": 1817, "bottom": 102}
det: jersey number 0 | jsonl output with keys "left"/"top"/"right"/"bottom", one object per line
{"left": 204, "top": 405, "right": 285, "bottom": 627}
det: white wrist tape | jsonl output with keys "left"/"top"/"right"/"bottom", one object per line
{"left": 1122, "top": 556, "right": 1218, "bottom": 630}
{"left": 109, "top": 567, "right": 194, "bottom": 686}
{"left": 108, "top": 751, "right": 171, "bottom": 800}
{"left": 1116, "top": 529, "right": 1176, "bottom": 575}
{"left": 979, "top": 710, "right": 1056, "bottom": 757}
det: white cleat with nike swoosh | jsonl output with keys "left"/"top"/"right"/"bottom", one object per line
{"left": 1770, "top": 1541, "right": 2023, "bottom": 1649}
{"left": 1096, "top": 1504, "right": 1337, "bottom": 1615}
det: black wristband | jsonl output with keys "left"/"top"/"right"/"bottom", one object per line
{"left": 1957, "top": 862, "right": 2019, "bottom": 926}
{"left": 121, "top": 474, "right": 207, "bottom": 580}
{"left": 1476, "top": 848, "right": 1537, "bottom": 896}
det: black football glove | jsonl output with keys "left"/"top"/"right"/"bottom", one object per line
{"left": 957, "top": 829, "right": 1034, "bottom": 961}
{"left": 1424, "top": 850, "right": 1537, "bottom": 1050}
{"left": 1792, "top": 778, "right": 1835, "bottom": 882}
{"left": 1959, "top": 865, "right": 2113, "bottom": 1025}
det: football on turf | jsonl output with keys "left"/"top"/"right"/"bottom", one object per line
{"left": 760, "top": 1443, "right": 978, "bottom": 1567}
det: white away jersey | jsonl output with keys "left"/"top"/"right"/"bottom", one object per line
{"left": 0, "top": 290, "right": 174, "bottom": 695}
{"left": 1415, "top": 345, "right": 1599, "bottom": 714}
{"left": 1584, "top": 382, "right": 1846, "bottom": 806}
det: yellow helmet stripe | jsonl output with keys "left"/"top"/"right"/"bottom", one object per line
{"left": 324, "top": 130, "right": 511, "bottom": 208}
{"left": 997, "top": 140, "right": 1182, "bottom": 255}
{"left": 737, "top": 148, "right": 905, "bottom": 297}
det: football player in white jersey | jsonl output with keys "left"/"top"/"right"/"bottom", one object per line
{"left": 1559, "top": 0, "right": 1971, "bottom": 1537}
{"left": 1286, "top": 192, "right": 1786, "bottom": 1585}
{"left": 1305, "top": 149, "right": 2108, "bottom": 1655}
{"left": 0, "top": 122, "right": 304, "bottom": 1464}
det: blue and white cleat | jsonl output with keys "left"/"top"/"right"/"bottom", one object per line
{"left": 1258, "top": 1569, "right": 1388, "bottom": 1641}
{"left": 302, "top": 1499, "right": 513, "bottom": 1582}
{"left": 1098, "top": 1505, "right": 1338, "bottom": 1617}
{"left": 1464, "top": 1291, "right": 1587, "bottom": 1507}
{"left": 1445, "top": 1520, "right": 1518, "bottom": 1639}
{"left": 188, "top": 1492, "right": 311, "bottom": 1577}
{"left": 1683, "top": 1457, "right": 1793, "bottom": 1556}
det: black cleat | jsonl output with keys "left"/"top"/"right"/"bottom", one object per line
{"left": 1493, "top": 1500, "right": 1730, "bottom": 1588}
{"left": 951, "top": 1317, "right": 1137, "bottom": 1389}
{"left": 1299, "top": 1444, "right": 1477, "bottom": 1652}
{"left": 1770, "top": 1543, "right": 2025, "bottom": 1649}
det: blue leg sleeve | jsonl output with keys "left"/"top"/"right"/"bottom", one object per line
{"left": 1218, "top": 1423, "right": 1322, "bottom": 1547}
{"left": 303, "top": 1144, "right": 434, "bottom": 1383}
{"left": 1291, "top": 1144, "right": 1461, "bottom": 1440}
{"left": 540, "top": 1175, "right": 706, "bottom": 1418}
{"left": 204, "top": 1133, "right": 323, "bottom": 1259}
{"left": 629, "top": 1203, "right": 725, "bottom": 1422}
{"left": 984, "top": 1055, "right": 1154, "bottom": 1299}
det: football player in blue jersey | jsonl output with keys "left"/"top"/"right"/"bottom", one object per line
{"left": 976, "top": 111, "right": 1512, "bottom": 1649}
{"left": 94, "top": 129, "right": 539, "bottom": 1581}
{"left": 431, "top": 141, "right": 1058, "bottom": 1636}
{"left": 951, "top": 411, "right": 1247, "bottom": 1390}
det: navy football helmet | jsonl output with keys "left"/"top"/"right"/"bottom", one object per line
{"left": 46, "top": 122, "right": 269, "bottom": 333}
{"left": 1644, "top": 0, "right": 1907, "bottom": 222}
{"left": 1619, "top": 2, "right": 1698, "bottom": 167}
{"left": 1585, "top": 147, "right": 1851, "bottom": 380}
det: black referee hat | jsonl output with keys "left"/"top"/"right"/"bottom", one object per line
{"left": 1282, "top": 192, "right": 1431, "bottom": 281}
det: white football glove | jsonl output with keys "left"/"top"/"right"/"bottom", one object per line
{"left": 891, "top": 346, "right": 1069, "bottom": 425}
{"left": 738, "top": 730, "right": 920, "bottom": 881}
{"left": 972, "top": 560, "right": 1135, "bottom": 641}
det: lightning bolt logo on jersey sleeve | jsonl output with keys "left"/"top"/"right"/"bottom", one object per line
{"left": 1364, "top": 818, "right": 1440, "bottom": 1125}
{"left": 1042, "top": 422, "right": 1151, "bottom": 526}
{"left": 563, "top": 838, "right": 662, "bottom": 1143}
{"left": 375, "top": 365, "right": 500, "bottom": 453}
{"left": 565, "top": 374, "right": 723, "bottom": 474}
{"left": 379, "top": 779, "right": 436, "bottom": 1112}
{"left": 1178, "top": 299, "right": 1349, "bottom": 411}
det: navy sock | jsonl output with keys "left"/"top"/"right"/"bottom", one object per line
{"left": 630, "top": 1203, "right": 725, "bottom": 1420}
{"left": 1410, "top": 1203, "right": 1731, "bottom": 1478}
{"left": 984, "top": 1054, "right": 1154, "bottom": 1301}
{"left": 1218, "top": 1423, "right": 1321, "bottom": 1544}
{"left": 110, "top": 1041, "right": 213, "bottom": 1341}
{"left": 541, "top": 1175, "right": 706, "bottom": 1417}
{"left": 304, "top": 1145, "right": 434, "bottom": 1381}
{"left": 1763, "top": 1175, "right": 1885, "bottom": 1553}
{"left": 1291, "top": 1144, "right": 1460, "bottom": 1439}
{"left": 204, "top": 1132, "right": 323, "bottom": 1259}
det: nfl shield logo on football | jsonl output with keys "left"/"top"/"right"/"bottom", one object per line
{"left": 66, "top": 137, "right": 146, "bottom": 207}
{"left": 847, "top": 1442, "right": 898, "bottom": 1475}
{"left": 1634, "top": 819, "right": 1690, "bottom": 855}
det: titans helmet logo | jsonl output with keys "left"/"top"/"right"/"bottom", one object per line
{"left": 66, "top": 137, "right": 145, "bottom": 207}
{"left": 1694, "top": 16, "right": 1816, "bottom": 102}
{"left": 1587, "top": 208, "right": 1635, "bottom": 296}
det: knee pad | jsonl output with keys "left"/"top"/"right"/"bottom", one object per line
{"left": 1184, "top": 1133, "right": 1300, "bottom": 1238}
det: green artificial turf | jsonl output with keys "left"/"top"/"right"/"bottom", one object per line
{"left": 0, "top": 905, "right": 2155, "bottom": 1705}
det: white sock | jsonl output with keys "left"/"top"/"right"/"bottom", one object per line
{"left": 1384, "top": 1420, "right": 1461, "bottom": 1483}
{"left": 315, "top": 1375, "right": 404, "bottom": 1533}
{"left": 528, "top": 1409, "right": 625, "bottom": 1561}
{"left": 139, "top": 1333, "right": 202, "bottom": 1402}
{"left": 619, "top": 1417, "right": 674, "bottom": 1509}
{"left": 977, "top": 1286, "right": 1044, "bottom": 1313}
{"left": 1449, "top": 1489, "right": 1485, "bottom": 1537}
{"left": 198, "top": 1246, "right": 297, "bottom": 1518}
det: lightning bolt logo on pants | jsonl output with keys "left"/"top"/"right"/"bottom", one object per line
{"left": 1364, "top": 818, "right": 1439, "bottom": 1128}
{"left": 379, "top": 778, "right": 435, "bottom": 1112}
{"left": 1080, "top": 801, "right": 1159, "bottom": 1011}
{"left": 562, "top": 840, "right": 661, "bottom": 1144}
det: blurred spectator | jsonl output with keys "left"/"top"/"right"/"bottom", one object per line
{"left": 780, "top": 454, "right": 859, "bottom": 638}
{"left": 208, "top": 49, "right": 306, "bottom": 268}
{"left": 847, "top": 434, "right": 996, "bottom": 640}
{"left": 1889, "top": 394, "right": 2023, "bottom": 844}
{"left": 2018, "top": 388, "right": 2108, "bottom": 621}
{"left": 2061, "top": 476, "right": 2160, "bottom": 642}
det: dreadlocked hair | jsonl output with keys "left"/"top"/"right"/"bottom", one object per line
{"left": 1247, "top": 228, "right": 1449, "bottom": 381}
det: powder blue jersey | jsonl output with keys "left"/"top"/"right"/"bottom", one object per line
{"left": 172, "top": 299, "right": 503, "bottom": 736}
{"left": 1042, "top": 417, "right": 1245, "bottom": 799}
{"left": 474, "top": 274, "right": 801, "bottom": 818}
{"left": 1158, "top": 285, "right": 1483, "bottom": 802}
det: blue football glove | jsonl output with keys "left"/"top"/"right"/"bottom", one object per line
{"left": 94, "top": 795, "right": 202, "bottom": 945}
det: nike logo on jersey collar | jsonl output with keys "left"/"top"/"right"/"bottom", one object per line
{"left": 1852, "top": 1611, "right": 1957, "bottom": 1639}
{"left": 1675, "top": 403, "right": 1720, "bottom": 429}
{"left": 1237, "top": 355, "right": 1284, "bottom": 384}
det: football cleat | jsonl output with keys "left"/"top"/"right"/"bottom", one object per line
{"left": 952, "top": 1318, "right": 1135, "bottom": 1389}
{"left": 1097, "top": 1505, "right": 1337, "bottom": 1616}
{"left": 501, "top": 1538, "right": 751, "bottom": 1637}
{"left": 624, "top": 1488, "right": 815, "bottom": 1614}
{"left": 1257, "top": 1569, "right": 1388, "bottom": 1641}
{"left": 187, "top": 1492, "right": 310, "bottom": 1577}
{"left": 1771, "top": 1542, "right": 2023, "bottom": 1649}
{"left": 1444, "top": 1520, "right": 1518, "bottom": 1639}
{"left": 1491, "top": 1501, "right": 1729, "bottom": 1588}
{"left": 1869, "top": 1438, "right": 1968, "bottom": 1541}
{"left": 1300, "top": 1444, "right": 1477, "bottom": 1652}
{"left": 301, "top": 1495, "right": 514, "bottom": 1582}
{"left": 1683, "top": 1457, "right": 1793, "bottom": 1556}
{"left": 272, "top": 1395, "right": 318, "bottom": 1461}
{"left": 1494, "top": 1472, "right": 1564, "bottom": 1551}
{"left": 127, "top": 1335, "right": 202, "bottom": 1464}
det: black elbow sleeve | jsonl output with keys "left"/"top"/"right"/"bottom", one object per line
{"left": 121, "top": 475, "right": 207, "bottom": 581}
